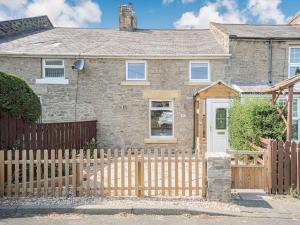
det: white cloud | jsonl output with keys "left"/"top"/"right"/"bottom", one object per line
{"left": 174, "top": 0, "right": 287, "bottom": 29}
{"left": 163, "top": 0, "right": 174, "bottom": 5}
{"left": 174, "top": 0, "right": 246, "bottom": 29}
{"left": 247, "top": 0, "right": 285, "bottom": 24}
{"left": 0, "top": 0, "right": 102, "bottom": 27}
{"left": 181, "top": 0, "right": 196, "bottom": 4}
{"left": 0, "top": 0, "right": 27, "bottom": 11}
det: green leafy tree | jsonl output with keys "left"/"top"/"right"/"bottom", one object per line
{"left": 228, "top": 97, "right": 285, "bottom": 150}
{"left": 0, "top": 71, "right": 41, "bottom": 122}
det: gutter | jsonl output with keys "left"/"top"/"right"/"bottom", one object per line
{"left": 229, "top": 35, "right": 300, "bottom": 41}
{"left": 0, "top": 52, "right": 232, "bottom": 59}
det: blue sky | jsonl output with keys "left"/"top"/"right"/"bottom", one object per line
{"left": 99, "top": 0, "right": 300, "bottom": 28}
{"left": 0, "top": 0, "right": 299, "bottom": 29}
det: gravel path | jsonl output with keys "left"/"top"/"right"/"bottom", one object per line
{"left": 0, "top": 196, "right": 240, "bottom": 213}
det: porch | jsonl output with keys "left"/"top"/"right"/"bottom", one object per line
{"left": 194, "top": 81, "right": 240, "bottom": 155}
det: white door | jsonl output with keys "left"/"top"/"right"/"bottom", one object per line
{"left": 207, "top": 99, "right": 232, "bottom": 152}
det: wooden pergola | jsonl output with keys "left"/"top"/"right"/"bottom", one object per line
{"left": 262, "top": 75, "right": 300, "bottom": 141}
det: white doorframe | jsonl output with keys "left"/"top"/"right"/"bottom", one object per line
{"left": 207, "top": 98, "right": 232, "bottom": 152}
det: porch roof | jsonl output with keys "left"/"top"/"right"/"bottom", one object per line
{"left": 194, "top": 80, "right": 240, "bottom": 99}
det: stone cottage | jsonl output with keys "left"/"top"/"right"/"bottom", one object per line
{"left": 0, "top": 4, "right": 300, "bottom": 152}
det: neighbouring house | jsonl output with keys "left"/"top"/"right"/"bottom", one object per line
{"left": 1, "top": 4, "right": 300, "bottom": 153}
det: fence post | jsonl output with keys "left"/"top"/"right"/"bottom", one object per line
{"left": 297, "top": 143, "right": 300, "bottom": 193}
{"left": 266, "top": 140, "right": 272, "bottom": 193}
{"left": 137, "top": 158, "right": 142, "bottom": 197}
{"left": 0, "top": 150, "right": 4, "bottom": 196}
{"left": 202, "top": 154, "right": 207, "bottom": 198}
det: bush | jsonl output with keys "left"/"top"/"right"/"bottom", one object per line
{"left": 228, "top": 97, "right": 285, "bottom": 150}
{"left": 0, "top": 71, "right": 41, "bottom": 122}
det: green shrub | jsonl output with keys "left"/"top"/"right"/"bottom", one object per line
{"left": 228, "top": 97, "right": 285, "bottom": 150}
{"left": 0, "top": 71, "right": 41, "bottom": 122}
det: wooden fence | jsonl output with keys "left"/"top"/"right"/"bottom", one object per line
{"left": 0, "top": 149, "right": 202, "bottom": 197}
{"left": 269, "top": 140, "right": 300, "bottom": 194}
{"left": 0, "top": 115, "right": 97, "bottom": 150}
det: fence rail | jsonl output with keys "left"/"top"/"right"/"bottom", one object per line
{"left": 0, "top": 115, "right": 97, "bottom": 150}
{"left": 0, "top": 149, "right": 202, "bottom": 197}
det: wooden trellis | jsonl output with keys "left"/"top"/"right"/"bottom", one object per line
{"left": 262, "top": 75, "right": 300, "bottom": 141}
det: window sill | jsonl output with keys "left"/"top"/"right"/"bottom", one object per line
{"left": 120, "top": 81, "right": 150, "bottom": 86}
{"left": 184, "top": 81, "right": 212, "bottom": 85}
{"left": 36, "top": 78, "right": 69, "bottom": 84}
{"left": 144, "top": 137, "right": 177, "bottom": 144}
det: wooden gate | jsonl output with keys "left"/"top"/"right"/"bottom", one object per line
{"left": 231, "top": 150, "right": 268, "bottom": 190}
{"left": 231, "top": 138, "right": 270, "bottom": 190}
{"left": 231, "top": 139, "right": 300, "bottom": 194}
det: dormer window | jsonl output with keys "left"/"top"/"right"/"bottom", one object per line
{"left": 126, "top": 60, "right": 147, "bottom": 81}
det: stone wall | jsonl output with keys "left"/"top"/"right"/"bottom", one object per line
{"left": 0, "top": 56, "right": 226, "bottom": 150}
{"left": 206, "top": 152, "right": 231, "bottom": 202}
{"left": 224, "top": 39, "right": 291, "bottom": 84}
{"left": 0, "top": 16, "right": 53, "bottom": 38}
{"left": 210, "top": 24, "right": 300, "bottom": 85}
{"left": 209, "top": 23, "right": 230, "bottom": 53}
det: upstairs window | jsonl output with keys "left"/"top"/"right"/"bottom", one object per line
{"left": 289, "top": 47, "right": 300, "bottom": 77}
{"left": 189, "top": 61, "right": 210, "bottom": 81}
{"left": 126, "top": 61, "right": 147, "bottom": 80}
{"left": 43, "top": 59, "right": 65, "bottom": 79}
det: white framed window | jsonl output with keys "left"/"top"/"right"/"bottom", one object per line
{"left": 189, "top": 61, "right": 210, "bottom": 81}
{"left": 43, "top": 59, "right": 65, "bottom": 79}
{"left": 36, "top": 59, "right": 68, "bottom": 84}
{"left": 278, "top": 98, "right": 300, "bottom": 141}
{"left": 126, "top": 60, "right": 147, "bottom": 81}
{"left": 149, "top": 100, "right": 174, "bottom": 138}
{"left": 289, "top": 47, "right": 300, "bottom": 77}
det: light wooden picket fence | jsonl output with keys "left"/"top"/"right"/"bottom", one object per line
{"left": 0, "top": 149, "right": 202, "bottom": 197}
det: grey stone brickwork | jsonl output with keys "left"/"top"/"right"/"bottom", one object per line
{"left": 209, "top": 23, "right": 230, "bottom": 54}
{"left": 210, "top": 23, "right": 298, "bottom": 85}
{"left": 0, "top": 16, "right": 53, "bottom": 38}
{"left": 224, "top": 39, "right": 290, "bottom": 84}
{"left": 0, "top": 57, "right": 226, "bottom": 150}
{"left": 206, "top": 152, "right": 231, "bottom": 202}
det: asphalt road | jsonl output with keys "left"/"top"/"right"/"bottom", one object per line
{"left": 0, "top": 213, "right": 300, "bottom": 225}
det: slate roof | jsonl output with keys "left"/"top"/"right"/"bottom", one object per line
{"left": 211, "top": 22, "right": 300, "bottom": 39}
{"left": 0, "top": 27, "right": 228, "bottom": 57}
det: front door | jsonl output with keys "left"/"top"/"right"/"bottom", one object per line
{"left": 207, "top": 99, "right": 232, "bottom": 152}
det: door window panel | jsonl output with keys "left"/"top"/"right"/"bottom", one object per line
{"left": 216, "top": 108, "right": 227, "bottom": 130}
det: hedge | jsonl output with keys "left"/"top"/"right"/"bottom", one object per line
{"left": 228, "top": 97, "right": 285, "bottom": 150}
{"left": 0, "top": 71, "right": 41, "bottom": 122}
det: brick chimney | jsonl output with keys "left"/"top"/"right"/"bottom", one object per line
{"left": 119, "top": 3, "right": 137, "bottom": 31}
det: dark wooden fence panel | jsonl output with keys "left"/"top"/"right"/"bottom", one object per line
{"left": 0, "top": 115, "right": 97, "bottom": 151}
{"left": 270, "top": 140, "right": 300, "bottom": 194}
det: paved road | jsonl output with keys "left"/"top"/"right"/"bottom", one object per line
{"left": 1, "top": 214, "right": 300, "bottom": 225}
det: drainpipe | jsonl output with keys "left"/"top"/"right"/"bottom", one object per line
{"left": 268, "top": 39, "right": 273, "bottom": 85}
